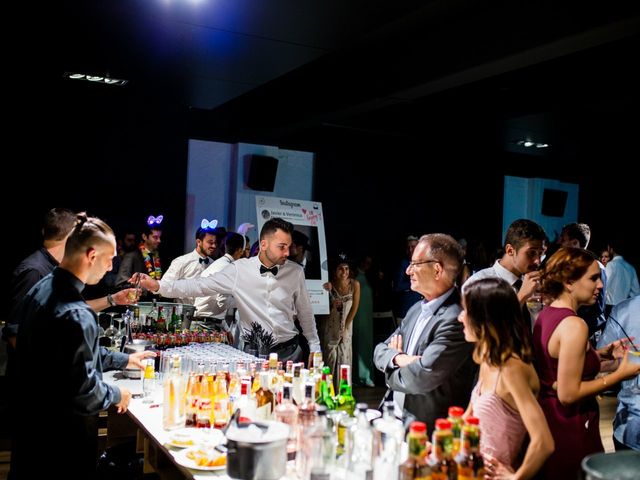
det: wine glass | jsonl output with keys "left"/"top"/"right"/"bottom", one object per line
{"left": 103, "top": 312, "right": 119, "bottom": 348}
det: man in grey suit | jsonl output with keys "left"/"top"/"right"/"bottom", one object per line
{"left": 374, "top": 233, "right": 477, "bottom": 428}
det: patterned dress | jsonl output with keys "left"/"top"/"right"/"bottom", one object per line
{"left": 320, "top": 280, "right": 354, "bottom": 385}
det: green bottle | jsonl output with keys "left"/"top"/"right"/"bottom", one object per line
{"left": 334, "top": 364, "right": 356, "bottom": 416}
{"left": 317, "top": 373, "right": 336, "bottom": 410}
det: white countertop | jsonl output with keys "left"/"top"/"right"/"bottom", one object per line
{"left": 104, "top": 370, "right": 228, "bottom": 478}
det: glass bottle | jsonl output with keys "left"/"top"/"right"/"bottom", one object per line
{"left": 317, "top": 373, "right": 336, "bottom": 410}
{"left": 447, "top": 406, "right": 465, "bottom": 457}
{"left": 196, "top": 373, "right": 212, "bottom": 428}
{"left": 335, "top": 364, "right": 356, "bottom": 416}
{"left": 428, "top": 418, "right": 456, "bottom": 480}
{"left": 213, "top": 373, "right": 230, "bottom": 429}
{"left": 399, "top": 421, "right": 431, "bottom": 480}
{"left": 255, "top": 371, "right": 274, "bottom": 420}
{"left": 162, "top": 354, "right": 186, "bottom": 430}
{"left": 234, "top": 377, "right": 257, "bottom": 422}
{"left": 348, "top": 403, "right": 374, "bottom": 479}
{"left": 274, "top": 383, "right": 299, "bottom": 461}
{"left": 373, "top": 401, "right": 404, "bottom": 480}
{"left": 455, "top": 416, "right": 485, "bottom": 480}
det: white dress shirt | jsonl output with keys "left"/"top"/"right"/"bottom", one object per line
{"left": 162, "top": 250, "right": 210, "bottom": 304}
{"left": 193, "top": 254, "right": 235, "bottom": 318}
{"left": 157, "top": 256, "right": 320, "bottom": 351}
{"left": 463, "top": 260, "right": 520, "bottom": 294}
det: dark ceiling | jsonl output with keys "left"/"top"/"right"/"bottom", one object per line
{"left": 35, "top": 0, "right": 639, "bottom": 154}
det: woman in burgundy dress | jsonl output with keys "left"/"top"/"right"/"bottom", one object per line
{"left": 534, "top": 247, "right": 640, "bottom": 478}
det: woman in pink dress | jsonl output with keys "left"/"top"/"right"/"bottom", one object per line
{"left": 534, "top": 247, "right": 640, "bottom": 478}
{"left": 460, "top": 277, "right": 553, "bottom": 479}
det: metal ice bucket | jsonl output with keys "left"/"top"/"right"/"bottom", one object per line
{"left": 582, "top": 451, "right": 640, "bottom": 480}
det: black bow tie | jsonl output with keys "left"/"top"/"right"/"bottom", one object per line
{"left": 199, "top": 257, "right": 210, "bottom": 265}
{"left": 260, "top": 265, "right": 278, "bottom": 276}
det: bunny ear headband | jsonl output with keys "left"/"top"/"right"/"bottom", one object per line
{"left": 147, "top": 215, "right": 164, "bottom": 226}
{"left": 201, "top": 218, "right": 218, "bottom": 230}
{"left": 236, "top": 222, "right": 255, "bottom": 251}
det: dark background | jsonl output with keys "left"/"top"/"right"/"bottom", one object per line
{"left": 3, "top": 1, "right": 639, "bottom": 314}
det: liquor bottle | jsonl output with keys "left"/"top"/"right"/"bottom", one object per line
{"left": 455, "top": 417, "right": 485, "bottom": 480}
{"left": 156, "top": 306, "right": 167, "bottom": 333}
{"left": 373, "top": 401, "right": 404, "bottom": 480}
{"left": 274, "top": 383, "right": 299, "bottom": 460}
{"left": 309, "top": 406, "right": 335, "bottom": 480}
{"left": 399, "top": 421, "right": 431, "bottom": 480}
{"left": 169, "top": 305, "right": 181, "bottom": 333}
{"left": 213, "top": 373, "right": 230, "bottom": 429}
{"left": 428, "top": 419, "right": 456, "bottom": 480}
{"left": 348, "top": 403, "right": 374, "bottom": 479}
{"left": 255, "top": 371, "right": 274, "bottom": 420}
{"left": 316, "top": 374, "right": 336, "bottom": 410}
{"left": 185, "top": 370, "right": 201, "bottom": 427}
{"left": 234, "top": 377, "right": 257, "bottom": 422}
{"left": 447, "top": 406, "right": 465, "bottom": 457}
{"left": 146, "top": 299, "right": 158, "bottom": 333}
{"left": 196, "top": 373, "right": 212, "bottom": 428}
{"left": 162, "top": 354, "right": 186, "bottom": 430}
{"left": 335, "top": 364, "right": 356, "bottom": 416}
{"left": 296, "top": 382, "right": 319, "bottom": 478}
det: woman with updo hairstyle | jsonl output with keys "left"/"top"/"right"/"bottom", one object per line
{"left": 533, "top": 247, "right": 640, "bottom": 478}
{"left": 459, "top": 277, "right": 553, "bottom": 479}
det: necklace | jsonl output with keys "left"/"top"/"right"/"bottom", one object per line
{"left": 140, "top": 244, "right": 162, "bottom": 279}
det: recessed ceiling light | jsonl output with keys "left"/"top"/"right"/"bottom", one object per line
{"left": 63, "top": 72, "right": 128, "bottom": 86}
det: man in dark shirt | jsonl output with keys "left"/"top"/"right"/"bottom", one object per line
{"left": 4, "top": 208, "right": 137, "bottom": 353}
{"left": 10, "top": 214, "right": 153, "bottom": 479}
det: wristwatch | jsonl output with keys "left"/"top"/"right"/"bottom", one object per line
{"left": 106, "top": 294, "right": 117, "bottom": 307}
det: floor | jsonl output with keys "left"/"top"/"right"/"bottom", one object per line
{"left": 0, "top": 390, "right": 619, "bottom": 479}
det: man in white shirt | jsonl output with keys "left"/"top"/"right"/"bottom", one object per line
{"left": 161, "top": 226, "right": 218, "bottom": 304}
{"left": 133, "top": 218, "right": 320, "bottom": 363}
{"left": 464, "top": 219, "right": 546, "bottom": 328}
{"left": 194, "top": 232, "right": 245, "bottom": 345}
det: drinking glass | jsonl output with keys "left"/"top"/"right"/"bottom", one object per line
{"left": 142, "top": 359, "right": 156, "bottom": 403}
{"left": 627, "top": 350, "right": 640, "bottom": 394}
{"left": 526, "top": 293, "right": 543, "bottom": 326}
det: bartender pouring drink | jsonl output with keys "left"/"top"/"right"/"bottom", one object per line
{"left": 132, "top": 217, "right": 321, "bottom": 364}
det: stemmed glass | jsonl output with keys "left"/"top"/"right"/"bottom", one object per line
{"left": 103, "top": 312, "right": 119, "bottom": 348}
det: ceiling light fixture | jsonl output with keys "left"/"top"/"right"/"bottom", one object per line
{"left": 63, "top": 71, "right": 128, "bottom": 86}
{"left": 515, "top": 139, "right": 550, "bottom": 149}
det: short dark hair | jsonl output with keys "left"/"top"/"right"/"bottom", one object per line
{"left": 463, "top": 277, "right": 533, "bottom": 366}
{"left": 195, "top": 227, "right": 217, "bottom": 241}
{"left": 504, "top": 219, "right": 546, "bottom": 250}
{"left": 222, "top": 232, "right": 244, "bottom": 256}
{"left": 260, "top": 218, "right": 293, "bottom": 240}
{"left": 562, "top": 223, "right": 591, "bottom": 248}
{"left": 42, "top": 208, "right": 76, "bottom": 241}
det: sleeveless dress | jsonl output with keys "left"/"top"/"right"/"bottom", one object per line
{"left": 471, "top": 369, "right": 528, "bottom": 469}
{"left": 533, "top": 306, "right": 603, "bottom": 479}
{"left": 321, "top": 281, "right": 354, "bottom": 386}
